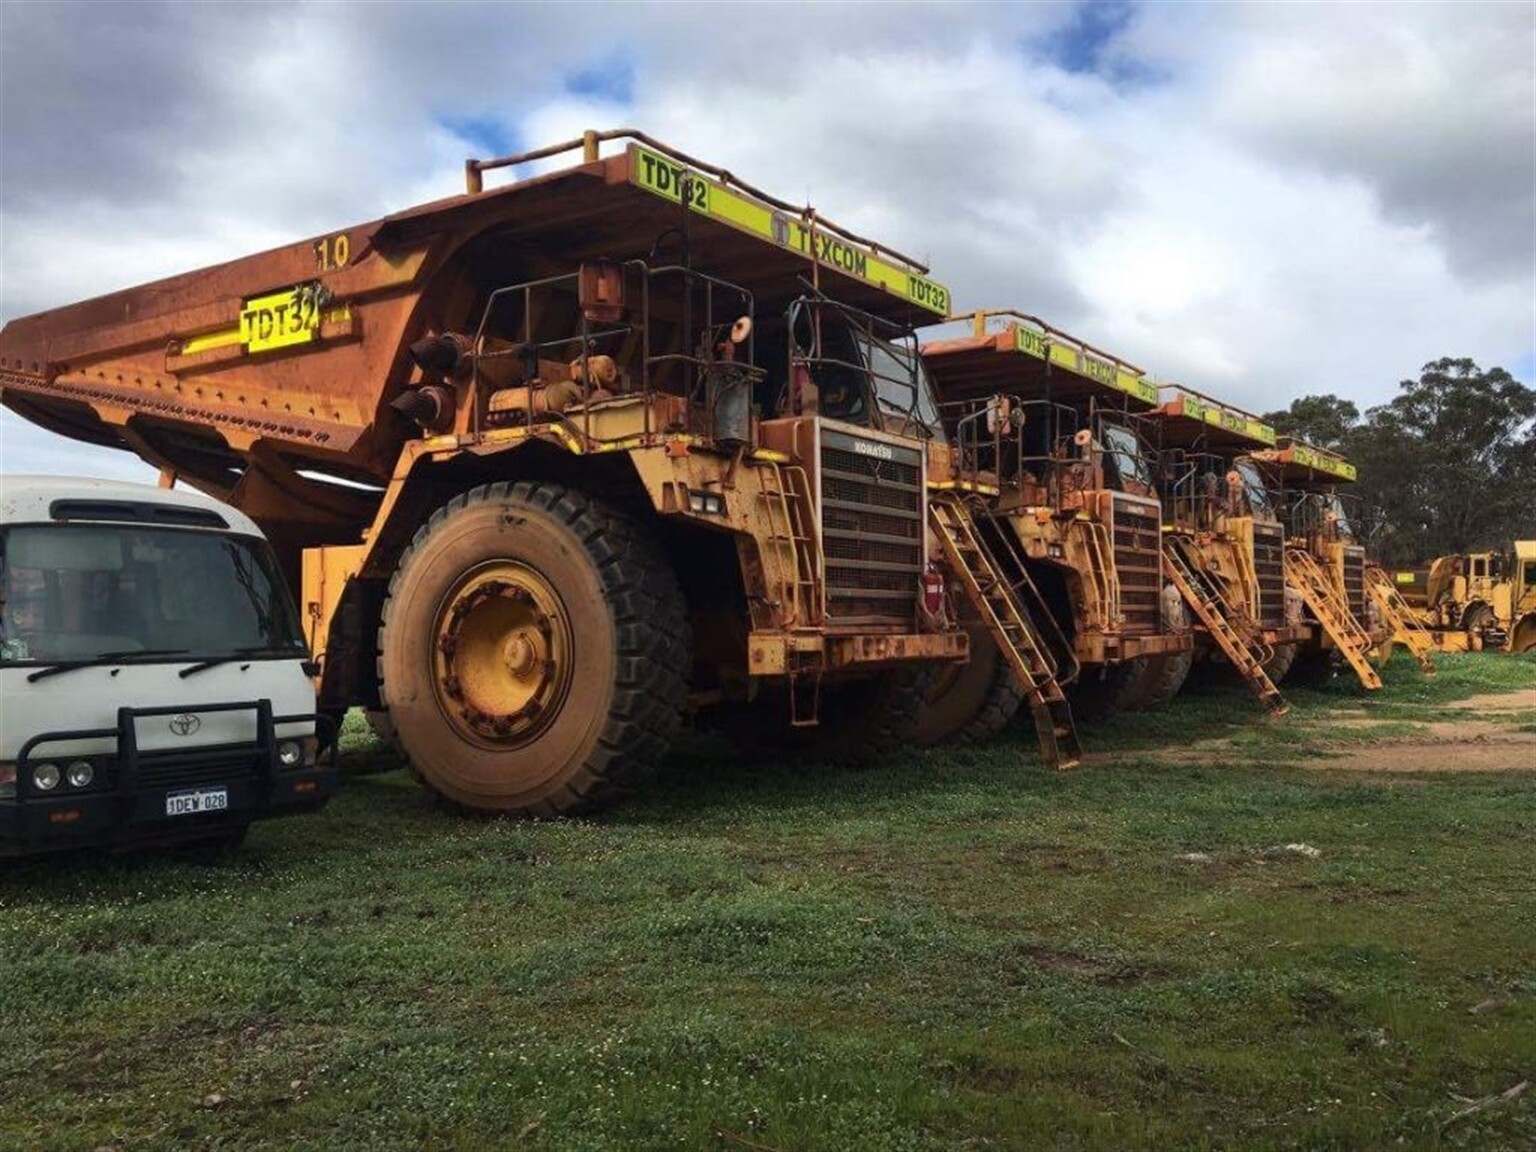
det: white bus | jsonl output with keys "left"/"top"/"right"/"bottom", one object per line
{"left": 1, "top": 476, "right": 335, "bottom": 856}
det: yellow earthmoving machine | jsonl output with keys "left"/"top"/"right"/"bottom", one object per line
{"left": 1255, "top": 436, "right": 1428, "bottom": 678}
{"left": 1399, "top": 543, "right": 1536, "bottom": 653}
{"left": 1154, "top": 388, "right": 1306, "bottom": 713}
{"left": 915, "top": 311, "right": 1194, "bottom": 742}
{"left": 1, "top": 129, "right": 1055, "bottom": 815}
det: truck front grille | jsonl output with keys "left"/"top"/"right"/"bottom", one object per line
{"left": 136, "top": 744, "right": 264, "bottom": 790}
{"left": 1110, "top": 493, "right": 1162, "bottom": 634}
{"left": 1253, "top": 522, "right": 1286, "bottom": 627}
{"left": 819, "top": 427, "right": 924, "bottom": 623}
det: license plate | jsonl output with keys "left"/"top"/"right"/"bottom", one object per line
{"left": 165, "top": 788, "right": 229, "bottom": 817}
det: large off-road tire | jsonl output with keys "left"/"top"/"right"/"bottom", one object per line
{"left": 1136, "top": 649, "right": 1194, "bottom": 710}
{"left": 914, "top": 628, "right": 1023, "bottom": 746}
{"left": 378, "top": 481, "right": 690, "bottom": 816}
{"left": 1462, "top": 602, "right": 1495, "bottom": 634}
{"left": 1069, "top": 648, "right": 1192, "bottom": 718}
{"left": 1068, "top": 660, "right": 1146, "bottom": 721}
{"left": 1512, "top": 618, "right": 1536, "bottom": 654}
{"left": 1287, "top": 648, "right": 1337, "bottom": 687}
{"left": 1262, "top": 642, "right": 1298, "bottom": 683}
{"left": 719, "top": 666, "right": 932, "bottom": 766}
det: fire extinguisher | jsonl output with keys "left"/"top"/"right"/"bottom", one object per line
{"left": 920, "top": 559, "right": 949, "bottom": 629}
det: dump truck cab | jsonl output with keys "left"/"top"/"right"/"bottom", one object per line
{"left": 0, "top": 129, "right": 977, "bottom": 815}
{"left": 916, "top": 310, "right": 1193, "bottom": 738}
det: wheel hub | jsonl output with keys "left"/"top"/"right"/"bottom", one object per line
{"left": 434, "top": 564, "right": 573, "bottom": 745}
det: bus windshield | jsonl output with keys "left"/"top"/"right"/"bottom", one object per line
{"left": 0, "top": 524, "right": 305, "bottom": 665}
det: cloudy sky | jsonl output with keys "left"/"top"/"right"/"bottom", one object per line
{"left": 1, "top": 0, "right": 1532, "bottom": 482}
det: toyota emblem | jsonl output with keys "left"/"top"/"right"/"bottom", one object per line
{"left": 168, "top": 714, "right": 201, "bottom": 737}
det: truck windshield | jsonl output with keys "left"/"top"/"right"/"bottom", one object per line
{"left": 1326, "top": 495, "right": 1355, "bottom": 540}
{"left": 0, "top": 525, "right": 305, "bottom": 666}
{"left": 791, "top": 299, "right": 942, "bottom": 440}
{"left": 1233, "top": 459, "right": 1274, "bottom": 518}
{"left": 865, "top": 333, "right": 943, "bottom": 438}
{"left": 1100, "top": 422, "right": 1154, "bottom": 492}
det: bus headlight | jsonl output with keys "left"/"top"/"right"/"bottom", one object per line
{"left": 67, "top": 761, "right": 95, "bottom": 789}
{"left": 276, "top": 735, "right": 317, "bottom": 770}
{"left": 33, "top": 763, "right": 61, "bottom": 792}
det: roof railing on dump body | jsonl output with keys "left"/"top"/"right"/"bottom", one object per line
{"left": 1158, "top": 382, "right": 1265, "bottom": 424}
{"left": 953, "top": 308, "right": 1148, "bottom": 377}
{"left": 464, "top": 127, "right": 932, "bottom": 276}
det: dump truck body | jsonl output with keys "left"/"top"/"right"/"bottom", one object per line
{"left": 0, "top": 130, "right": 975, "bottom": 813}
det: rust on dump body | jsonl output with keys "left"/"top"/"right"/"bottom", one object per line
{"left": 0, "top": 130, "right": 947, "bottom": 549}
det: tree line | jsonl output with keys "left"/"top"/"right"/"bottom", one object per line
{"left": 1262, "top": 358, "right": 1536, "bottom": 566}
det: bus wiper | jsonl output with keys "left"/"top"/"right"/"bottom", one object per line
{"left": 178, "top": 645, "right": 304, "bottom": 679}
{"left": 25, "top": 649, "right": 192, "bottom": 683}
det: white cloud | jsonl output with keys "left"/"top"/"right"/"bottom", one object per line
{"left": 0, "top": 0, "right": 1530, "bottom": 492}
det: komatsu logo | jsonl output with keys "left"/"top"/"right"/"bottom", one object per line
{"left": 852, "top": 438, "right": 895, "bottom": 461}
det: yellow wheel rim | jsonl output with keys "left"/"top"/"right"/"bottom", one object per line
{"left": 433, "top": 561, "right": 574, "bottom": 746}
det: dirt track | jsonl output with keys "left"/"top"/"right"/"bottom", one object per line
{"left": 1310, "top": 738, "right": 1536, "bottom": 774}
{"left": 1149, "top": 686, "right": 1536, "bottom": 775}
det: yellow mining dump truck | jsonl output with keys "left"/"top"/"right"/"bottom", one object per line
{"left": 915, "top": 311, "right": 1194, "bottom": 740}
{"left": 1155, "top": 388, "right": 1304, "bottom": 714}
{"left": 1401, "top": 544, "right": 1536, "bottom": 653}
{"left": 1255, "top": 437, "right": 1419, "bottom": 680}
{"left": 0, "top": 129, "right": 994, "bottom": 815}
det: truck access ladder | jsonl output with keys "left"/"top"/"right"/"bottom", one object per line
{"left": 1163, "top": 535, "right": 1289, "bottom": 716}
{"left": 1285, "top": 548, "right": 1383, "bottom": 690}
{"left": 755, "top": 461, "right": 823, "bottom": 628}
{"left": 1365, "top": 565, "right": 1436, "bottom": 675}
{"left": 929, "top": 494, "right": 1083, "bottom": 770}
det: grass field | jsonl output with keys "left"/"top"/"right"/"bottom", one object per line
{"left": 2, "top": 654, "right": 1534, "bottom": 1151}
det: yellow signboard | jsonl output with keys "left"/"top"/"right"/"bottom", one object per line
{"left": 1011, "top": 324, "right": 1157, "bottom": 405}
{"left": 1014, "top": 325, "right": 1049, "bottom": 360}
{"left": 1165, "top": 388, "right": 1276, "bottom": 445}
{"left": 240, "top": 286, "right": 324, "bottom": 353}
{"left": 629, "top": 144, "right": 951, "bottom": 317}
{"left": 1287, "top": 442, "right": 1357, "bottom": 481}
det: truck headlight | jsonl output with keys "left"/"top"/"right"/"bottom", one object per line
{"left": 33, "top": 763, "right": 61, "bottom": 792}
{"left": 67, "top": 761, "right": 95, "bottom": 789}
{"left": 687, "top": 489, "right": 725, "bottom": 515}
{"left": 277, "top": 740, "right": 304, "bottom": 768}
